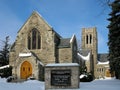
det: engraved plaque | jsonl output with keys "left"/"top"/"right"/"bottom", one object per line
{"left": 51, "top": 70, "right": 71, "bottom": 86}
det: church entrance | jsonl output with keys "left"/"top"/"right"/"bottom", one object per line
{"left": 20, "top": 61, "right": 32, "bottom": 79}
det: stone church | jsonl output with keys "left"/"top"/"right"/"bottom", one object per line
{"left": 9, "top": 11, "right": 78, "bottom": 80}
{"left": 9, "top": 11, "right": 113, "bottom": 81}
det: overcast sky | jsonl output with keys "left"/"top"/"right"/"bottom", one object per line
{"left": 0, "top": 0, "right": 111, "bottom": 53}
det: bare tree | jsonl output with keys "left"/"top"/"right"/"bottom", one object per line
{"left": 96, "top": 0, "right": 114, "bottom": 15}
{"left": 0, "top": 36, "right": 10, "bottom": 66}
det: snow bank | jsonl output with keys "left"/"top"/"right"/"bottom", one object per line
{"left": 0, "top": 78, "right": 44, "bottom": 90}
{"left": 0, "top": 77, "right": 120, "bottom": 90}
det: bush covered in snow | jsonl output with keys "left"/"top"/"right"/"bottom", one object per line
{"left": 79, "top": 66, "right": 93, "bottom": 82}
{"left": 0, "top": 66, "right": 12, "bottom": 78}
{"left": 80, "top": 72, "right": 93, "bottom": 82}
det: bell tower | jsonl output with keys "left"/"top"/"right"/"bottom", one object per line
{"left": 81, "top": 27, "right": 98, "bottom": 78}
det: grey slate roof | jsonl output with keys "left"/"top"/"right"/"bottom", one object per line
{"left": 78, "top": 49, "right": 108, "bottom": 62}
{"left": 78, "top": 49, "right": 91, "bottom": 56}
{"left": 98, "top": 53, "right": 108, "bottom": 62}
{"left": 58, "top": 38, "right": 71, "bottom": 48}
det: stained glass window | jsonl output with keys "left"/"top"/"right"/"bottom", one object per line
{"left": 28, "top": 28, "right": 41, "bottom": 50}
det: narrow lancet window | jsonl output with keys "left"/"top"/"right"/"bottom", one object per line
{"left": 90, "top": 34, "right": 92, "bottom": 44}
{"left": 28, "top": 28, "right": 41, "bottom": 50}
{"left": 86, "top": 35, "right": 88, "bottom": 44}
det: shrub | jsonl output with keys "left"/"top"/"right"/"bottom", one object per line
{"left": 80, "top": 72, "right": 93, "bottom": 82}
{"left": 0, "top": 66, "right": 12, "bottom": 78}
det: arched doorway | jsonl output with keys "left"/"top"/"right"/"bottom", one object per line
{"left": 20, "top": 61, "right": 32, "bottom": 79}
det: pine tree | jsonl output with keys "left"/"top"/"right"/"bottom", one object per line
{"left": 0, "top": 36, "right": 10, "bottom": 66}
{"left": 107, "top": 0, "right": 120, "bottom": 79}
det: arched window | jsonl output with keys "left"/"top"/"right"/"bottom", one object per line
{"left": 28, "top": 28, "right": 41, "bottom": 50}
{"left": 90, "top": 34, "right": 92, "bottom": 44}
{"left": 86, "top": 35, "right": 88, "bottom": 44}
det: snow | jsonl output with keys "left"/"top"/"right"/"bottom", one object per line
{"left": 70, "top": 34, "right": 75, "bottom": 43}
{"left": 77, "top": 52, "right": 90, "bottom": 61}
{"left": 98, "top": 61, "right": 109, "bottom": 65}
{"left": 0, "top": 78, "right": 44, "bottom": 90}
{"left": 0, "top": 65, "right": 9, "bottom": 70}
{"left": 19, "top": 53, "right": 32, "bottom": 57}
{"left": 38, "top": 60, "right": 44, "bottom": 66}
{"left": 46, "top": 63, "right": 79, "bottom": 67}
{"left": 80, "top": 74, "right": 87, "bottom": 79}
{"left": 80, "top": 78, "right": 120, "bottom": 90}
{"left": 0, "top": 77, "right": 120, "bottom": 90}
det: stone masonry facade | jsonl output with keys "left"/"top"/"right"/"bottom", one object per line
{"left": 9, "top": 11, "right": 78, "bottom": 81}
{"left": 80, "top": 27, "right": 112, "bottom": 79}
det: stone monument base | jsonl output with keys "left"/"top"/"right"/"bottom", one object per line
{"left": 45, "top": 63, "right": 80, "bottom": 90}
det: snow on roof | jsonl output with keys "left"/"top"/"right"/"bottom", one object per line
{"left": 97, "top": 61, "right": 109, "bottom": 65}
{"left": 0, "top": 65, "right": 9, "bottom": 70}
{"left": 46, "top": 63, "right": 79, "bottom": 67}
{"left": 70, "top": 34, "right": 75, "bottom": 43}
{"left": 38, "top": 61, "right": 44, "bottom": 66}
{"left": 77, "top": 52, "right": 90, "bottom": 61}
{"left": 19, "top": 53, "right": 32, "bottom": 57}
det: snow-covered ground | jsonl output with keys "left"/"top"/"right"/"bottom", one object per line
{"left": 0, "top": 77, "right": 120, "bottom": 90}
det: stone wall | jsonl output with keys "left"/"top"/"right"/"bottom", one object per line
{"left": 96, "top": 64, "right": 109, "bottom": 78}
{"left": 58, "top": 48, "right": 72, "bottom": 63}
{"left": 9, "top": 12, "right": 78, "bottom": 81}
{"left": 81, "top": 27, "right": 98, "bottom": 78}
{"left": 9, "top": 12, "right": 56, "bottom": 66}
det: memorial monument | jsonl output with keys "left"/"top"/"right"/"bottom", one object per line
{"left": 45, "top": 63, "right": 79, "bottom": 90}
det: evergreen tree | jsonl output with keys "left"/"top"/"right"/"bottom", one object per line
{"left": 107, "top": 0, "right": 120, "bottom": 79}
{"left": 0, "top": 36, "right": 10, "bottom": 66}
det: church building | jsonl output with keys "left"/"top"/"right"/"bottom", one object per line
{"left": 9, "top": 11, "right": 113, "bottom": 81}
{"left": 9, "top": 11, "right": 78, "bottom": 80}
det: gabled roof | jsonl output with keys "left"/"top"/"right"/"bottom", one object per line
{"left": 17, "top": 11, "right": 61, "bottom": 38}
{"left": 17, "top": 11, "right": 52, "bottom": 33}
{"left": 78, "top": 49, "right": 91, "bottom": 56}
{"left": 78, "top": 50, "right": 108, "bottom": 62}
{"left": 98, "top": 53, "right": 108, "bottom": 62}
{"left": 70, "top": 34, "right": 76, "bottom": 43}
{"left": 58, "top": 38, "right": 71, "bottom": 48}
{"left": 77, "top": 52, "right": 90, "bottom": 61}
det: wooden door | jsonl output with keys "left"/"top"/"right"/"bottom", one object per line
{"left": 20, "top": 61, "right": 32, "bottom": 79}
{"left": 105, "top": 69, "right": 111, "bottom": 77}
